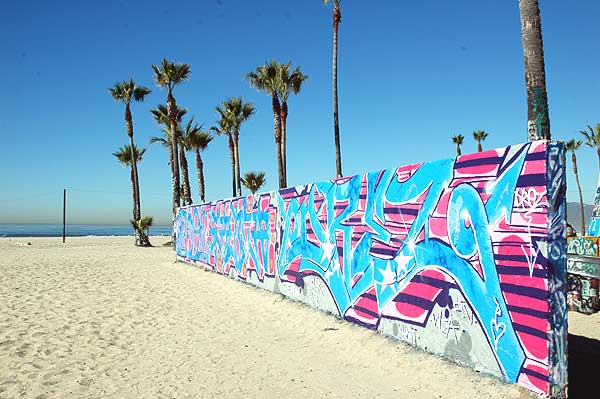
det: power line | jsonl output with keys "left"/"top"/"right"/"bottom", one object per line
{"left": 68, "top": 188, "right": 170, "bottom": 197}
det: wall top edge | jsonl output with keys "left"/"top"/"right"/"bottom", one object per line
{"left": 176, "top": 140, "right": 560, "bottom": 211}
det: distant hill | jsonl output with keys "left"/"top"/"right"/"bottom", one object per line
{"left": 567, "top": 202, "right": 594, "bottom": 230}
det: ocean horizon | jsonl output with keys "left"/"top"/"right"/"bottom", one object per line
{"left": 0, "top": 223, "right": 173, "bottom": 238}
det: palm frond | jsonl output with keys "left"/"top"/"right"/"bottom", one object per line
{"left": 241, "top": 171, "right": 266, "bottom": 194}
{"left": 278, "top": 62, "right": 308, "bottom": 101}
{"left": 133, "top": 86, "right": 152, "bottom": 101}
{"left": 149, "top": 134, "right": 170, "bottom": 149}
{"left": 245, "top": 61, "right": 281, "bottom": 96}
{"left": 565, "top": 139, "right": 582, "bottom": 152}
{"left": 580, "top": 124, "right": 600, "bottom": 147}
{"left": 215, "top": 97, "right": 255, "bottom": 133}
{"left": 451, "top": 134, "right": 464, "bottom": 145}
{"left": 473, "top": 130, "right": 488, "bottom": 141}
{"left": 152, "top": 59, "right": 191, "bottom": 89}
{"left": 113, "top": 144, "right": 146, "bottom": 166}
{"left": 150, "top": 103, "right": 187, "bottom": 126}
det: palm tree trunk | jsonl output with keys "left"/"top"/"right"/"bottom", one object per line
{"left": 477, "top": 141, "right": 483, "bottom": 152}
{"left": 280, "top": 101, "right": 288, "bottom": 187}
{"left": 272, "top": 94, "right": 285, "bottom": 188}
{"left": 167, "top": 91, "right": 181, "bottom": 214}
{"left": 234, "top": 130, "right": 242, "bottom": 196}
{"left": 128, "top": 167, "right": 141, "bottom": 246}
{"left": 573, "top": 154, "right": 586, "bottom": 234}
{"left": 196, "top": 149, "right": 206, "bottom": 203}
{"left": 333, "top": 4, "right": 343, "bottom": 177}
{"left": 519, "top": 0, "right": 550, "bottom": 141}
{"left": 125, "top": 104, "right": 142, "bottom": 246}
{"left": 179, "top": 146, "right": 192, "bottom": 205}
{"left": 228, "top": 135, "right": 236, "bottom": 197}
{"left": 456, "top": 144, "right": 461, "bottom": 157}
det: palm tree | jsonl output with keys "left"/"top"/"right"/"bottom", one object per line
{"left": 149, "top": 103, "right": 187, "bottom": 203}
{"left": 565, "top": 139, "right": 586, "bottom": 235}
{"left": 245, "top": 61, "right": 286, "bottom": 188}
{"left": 178, "top": 120, "right": 195, "bottom": 206}
{"left": 277, "top": 62, "right": 308, "bottom": 186}
{"left": 473, "top": 130, "right": 489, "bottom": 152}
{"left": 151, "top": 59, "right": 191, "bottom": 215}
{"left": 580, "top": 123, "right": 600, "bottom": 169}
{"left": 519, "top": 0, "right": 550, "bottom": 140}
{"left": 150, "top": 103, "right": 188, "bottom": 127}
{"left": 108, "top": 79, "right": 151, "bottom": 246}
{"left": 241, "top": 171, "right": 266, "bottom": 194}
{"left": 113, "top": 144, "right": 151, "bottom": 246}
{"left": 452, "top": 134, "right": 464, "bottom": 157}
{"left": 129, "top": 216, "right": 153, "bottom": 247}
{"left": 210, "top": 117, "right": 237, "bottom": 197}
{"left": 216, "top": 97, "right": 256, "bottom": 196}
{"left": 323, "top": 0, "right": 343, "bottom": 177}
{"left": 149, "top": 120, "right": 193, "bottom": 206}
{"left": 185, "top": 126, "right": 213, "bottom": 203}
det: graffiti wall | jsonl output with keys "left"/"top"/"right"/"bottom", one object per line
{"left": 175, "top": 141, "right": 567, "bottom": 398}
{"left": 587, "top": 175, "right": 600, "bottom": 236}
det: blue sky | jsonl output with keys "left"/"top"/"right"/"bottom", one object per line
{"left": 1, "top": 0, "right": 599, "bottom": 225}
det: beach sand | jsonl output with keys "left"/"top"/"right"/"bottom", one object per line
{"left": 1, "top": 237, "right": 598, "bottom": 399}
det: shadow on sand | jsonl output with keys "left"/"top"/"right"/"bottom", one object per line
{"left": 569, "top": 333, "right": 600, "bottom": 398}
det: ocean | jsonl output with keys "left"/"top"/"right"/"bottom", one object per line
{"left": 0, "top": 224, "right": 173, "bottom": 238}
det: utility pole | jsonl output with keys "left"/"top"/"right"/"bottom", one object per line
{"left": 62, "top": 189, "right": 66, "bottom": 243}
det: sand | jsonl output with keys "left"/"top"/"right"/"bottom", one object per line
{"left": 0, "top": 237, "right": 597, "bottom": 399}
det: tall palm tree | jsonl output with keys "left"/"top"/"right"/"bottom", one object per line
{"left": 108, "top": 79, "right": 151, "bottom": 246}
{"left": 245, "top": 61, "right": 286, "bottom": 188}
{"left": 473, "top": 130, "right": 489, "bottom": 152}
{"left": 519, "top": 0, "right": 550, "bottom": 141}
{"left": 323, "top": 0, "right": 343, "bottom": 177}
{"left": 580, "top": 123, "right": 600, "bottom": 169}
{"left": 565, "top": 139, "right": 586, "bottom": 235}
{"left": 185, "top": 126, "right": 213, "bottom": 203}
{"left": 216, "top": 97, "right": 256, "bottom": 196}
{"left": 112, "top": 144, "right": 151, "bottom": 246}
{"left": 178, "top": 120, "right": 196, "bottom": 206}
{"left": 151, "top": 59, "right": 191, "bottom": 215}
{"left": 149, "top": 103, "right": 187, "bottom": 203}
{"left": 149, "top": 118, "right": 193, "bottom": 206}
{"left": 210, "top": 117, "right": 237, "bottom": 197}
{"left": 452, "top": 134, "right": 464, "bottom": 157}
{"left": 277, "top": 62, "right": 308, "bottom": 186}
{"left": 241, "top": 171, "right": 266, "bottom": 194}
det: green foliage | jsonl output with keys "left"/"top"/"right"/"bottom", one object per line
{"left": 241, "top": 171, "right": 267, "bottom": 194}
{"left": 451, "top": 134, "right": 464, "bottom": 145}
{"left": 151, "top": 59, "right": 191, "bottom": 91}
{"left": 579, "top": 123, "right": 600, "bottom": 147}
{"left": 130, "top": 216, "right": 154, "bottom": 233}
{"left": 112, "top": 144, "right": 146, "bottom": 166}
{"left": 210, "top": 116, "right": 233, "bottom": 137}
{"left": 108, "top": 79, "right": 151, "bottom": 104}
{"left": 245, "top": 61, "right": 281, "bottom": 96}
{"left": 149, "top": 130, "right": 171, "bottom": 149}
{"left": 473, "top": 130, "right": 488, "bottom": 142}
{"left": 277, "top": 62, "right": 308, "bottom": 102}
{"left": 216, "top": 97, "right": 256, "bottom": 133}
{"left": 150, "top": 103, "right": 187, "bottom": 126}
{"left": 245, "top": 61, "right": 308, "bottom": 103}
{"left": 184, "top": 121, "right": 213, "bottom": 152}
{"left": 565, "top": 139, "right": 582, "bottom": 152}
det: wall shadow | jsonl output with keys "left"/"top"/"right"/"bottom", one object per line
{"left": 569, "top": 333, "right": 600, "bottom": 398}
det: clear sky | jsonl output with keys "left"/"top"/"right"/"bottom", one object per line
{"left": 1, "top": 0, "right": 599, "bottom": 225}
